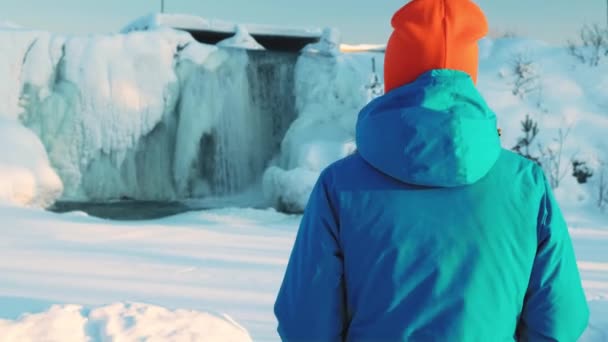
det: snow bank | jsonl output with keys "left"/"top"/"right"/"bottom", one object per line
{"left": 0, "top": 302, "right": 252, "bottom": 342}
{"left": 0, "top": 119, "right": 62, "bottom": 207}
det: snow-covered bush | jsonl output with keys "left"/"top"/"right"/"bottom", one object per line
{"left": 567, "top": 24, "right": 608, "bottom": 67}
{"left": 512, "top": 114, "right": 541, "bottom": 163}
{"left": 572, "top": 159, "right": 594, "bottom": 184}
{"left": 511, "top": 53, "right": 542, "bottom": 101}
{"left": 540, "top": 127, "right": 572, "bottom": 189}
{"left": 597, "top": 160, "right": 608, "bottom": 210}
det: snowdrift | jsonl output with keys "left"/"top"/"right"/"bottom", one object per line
{"left": 0, "top": 302, "right": 252, "bottom": 342}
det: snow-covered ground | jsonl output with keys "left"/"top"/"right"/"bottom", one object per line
{"left": 0, "top": 206, "right": 605, "bottom": 341}
{"left": 0, "top": 206, "right": 297, "bottom": 341}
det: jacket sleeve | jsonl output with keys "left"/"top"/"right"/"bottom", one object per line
{"left": 274, "top": 171, "right": 347, "bottom": 341}
{"left": 518, "top": 174, "right": 589, "bottom": 341}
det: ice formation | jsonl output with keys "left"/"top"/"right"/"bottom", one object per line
{"left": 0, "top": 26, "right": 302, "bottom": 205}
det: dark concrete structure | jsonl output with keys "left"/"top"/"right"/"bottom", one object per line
{"left": 176, "top": 28, "right": 320, "bottom": 52}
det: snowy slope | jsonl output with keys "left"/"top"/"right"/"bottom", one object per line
{"left": 0, "top": 206, "right": 605, "bottom": 341}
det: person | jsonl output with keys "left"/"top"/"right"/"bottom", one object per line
{"left": 274, "top": 0, "right": 590, "bottom": 340}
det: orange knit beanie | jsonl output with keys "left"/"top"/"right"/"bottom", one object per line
{"left": 384, "top": 0, "right": 489, "bottom": 93}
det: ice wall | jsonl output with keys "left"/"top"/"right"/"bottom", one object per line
{"left": 0, "top": 27, "right": 300, "bottom": 204}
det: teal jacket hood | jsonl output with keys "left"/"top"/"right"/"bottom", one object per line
{"left": 356, "top": 69, "right": 502, "bottom": 187}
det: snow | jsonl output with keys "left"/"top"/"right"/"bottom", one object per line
{"left": 122, "top": 13, "right": 323, "bottom": 39}
{"left": 0, "top": 303, "right": 252, "bottom": 342}
{"left": 217, "top": 25, "right": 264, "bottom": 50}
{"left": 0, "top": 204, "right": 604, "bottom": 341}
{"left": 262, "top": 166, "right": 320, "bottom": 213}
{"left": 0, "top": 119, "right": 62, "bottom": 207}
{"left": 0, "top": 206, "right": 298, "bottom": 341}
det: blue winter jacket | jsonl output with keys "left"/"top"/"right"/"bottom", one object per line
{"left": 274, "top": 70, "right": 589, "bottom": 341}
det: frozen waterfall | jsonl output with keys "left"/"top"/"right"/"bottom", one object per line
{"left": 2, "top": 29, "right": 298, "bottom": 203}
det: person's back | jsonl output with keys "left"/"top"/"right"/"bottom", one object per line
{"left": 274, "top": 0, "right": 589, "bottom": 341}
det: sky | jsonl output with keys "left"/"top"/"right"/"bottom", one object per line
{"left": 0, "top": 0, "right": 606, "bottom": 44}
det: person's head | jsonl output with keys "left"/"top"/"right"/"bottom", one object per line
{"left": 384, "top": 0, "right": 488, "bottom": 93}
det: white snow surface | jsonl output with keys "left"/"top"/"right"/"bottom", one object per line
{"left": 123, "top": 13, "right": 322, "bottom": 39}
{"left": 0, "top": 302, "right": 251, "bottom": 342}
{"left": 0, "top": 206, "right": 299, "bottom": 341}
{"left": 0, "top": 205, "right": 605, "bottom": 341}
